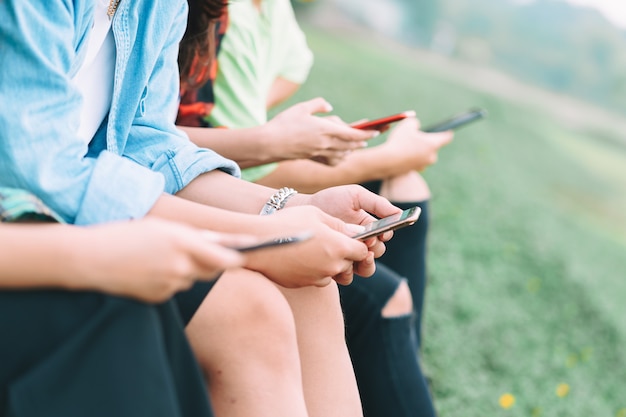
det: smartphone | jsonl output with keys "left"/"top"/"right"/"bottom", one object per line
{"left": 352, "top": 110, "right": 416, "bottom": 131}
{"left": 227, "top": 231, "right": 313, "bottom": 253}
{"left": 352, "top": 206, "right": 422, "bottom": 240}
{"left": 422, "top": 108, "right": 487, "bottom": 133}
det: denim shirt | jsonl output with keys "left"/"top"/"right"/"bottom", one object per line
{"left": 0, "top": 0, "right": 240, "bottom": 225}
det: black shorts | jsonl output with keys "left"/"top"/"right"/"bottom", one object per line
{"left": 0, "top": 290, "right": 214, "bottom": 417}
{"left": 174, "top": 276, "right": 220, "bottom": 325}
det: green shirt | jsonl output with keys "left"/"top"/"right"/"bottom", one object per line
{"left": 207, "top": 0, "right": 314, "bottom": 182}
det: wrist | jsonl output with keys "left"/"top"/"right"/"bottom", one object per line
{"left": 256, "top": 123, "right": 280, "bottom": 162}
{"left": 259, "top": 187, "right": 298, "bottom": 215}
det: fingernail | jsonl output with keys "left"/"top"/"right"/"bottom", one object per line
{"left": 359, "top": 141, "right": 368, "bottom": 148}
{"left": 324, "top": 102, "right": 333, "bottom": 112}
{"left": 345, "top": 223, "right": 365, "bottom": 235}
{"left": 370, "top": 131, "right": 380, "bottom": 137}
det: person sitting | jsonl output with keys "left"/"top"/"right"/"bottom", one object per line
{"left": 0, "top": 1, "right": 401, "bottom": 416}
{"left": 175, "top": 0, "right": 452, "bottom": 415}
{"left": 0, "top": 187, "right": 247, "bottom": 417}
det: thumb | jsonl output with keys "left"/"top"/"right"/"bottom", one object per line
{"left": 397, "top": 116, "right": 420, "bottom": 130}
{"left": 295, "top": 97, "right": 333, "bottom": 115}
{"left": 431, "top": 130, "right": 454, "bottom": 148}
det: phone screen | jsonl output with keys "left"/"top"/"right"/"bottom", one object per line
{"left": 422, "top": 108, "right": 487, "bottom": 133}
{"left": 353, "top": 206, "right": 421, "bottom": 240}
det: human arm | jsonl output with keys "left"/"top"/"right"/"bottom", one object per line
{"left": 180, "top": 97, "right": 375, "bottom": 168}
{"left": 0, "top": 219, "right": 246, "bottom": 303}
{"left": 150, "top": 172, "right": 400, "bottom": 286}
{"left": 255, "top": 117, "right": 454, "bottom": 193}
{"left": 266, "top": 76, "right": 301, "bottom": 109}
{"left": 265, "top": 0, "right": 313, "bottom": 110}
{"left": 146, "top": 191, "right": 374, "bottom": 287}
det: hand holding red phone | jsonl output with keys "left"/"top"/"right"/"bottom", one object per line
{"left": 351, "top": 110, "right": 417, "bottom": 133}
{"left": 266, "top": 97, "right": 378, "bottom": 167}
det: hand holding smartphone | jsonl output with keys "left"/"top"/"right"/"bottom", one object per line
{"left": 352, "top": 110, "right": 416, "bottom": 132}
{"left": 352, "top": 206, "right": 421, "bottom": 240}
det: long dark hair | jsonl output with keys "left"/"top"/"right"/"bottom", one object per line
{"left": 178, "top": 0, "right": 227, "bottom": 92}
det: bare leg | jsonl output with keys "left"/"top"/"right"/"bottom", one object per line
{"left": 186, "top": 269, "right": 308, "bottom": 417}
{"left": 380, "top": 170, "right": 431, "bottom": 202}
{"left": 278, "top": 282, "right": 363, "bottom": 417}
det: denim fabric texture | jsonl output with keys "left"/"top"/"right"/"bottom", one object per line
{"left": 0, "top": 0, "right": 240, "bottom": 225}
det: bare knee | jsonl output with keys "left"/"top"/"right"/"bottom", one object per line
{"left": 380, "top": 171, "right": 431, "bottom": 202}
{"left": 381, "top": 280, "right": 413, "bottom": 318}
{"left": 278, "top": 281, "right": 345, "bottom": 340}
{"left": 186, "top": 269, "right": 297, "bottom": 372}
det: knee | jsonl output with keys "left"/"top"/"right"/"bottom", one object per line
{"left": 279, "top": 281, "right": 346, "bottom": 340}
{"left": 382, "top": 171, "right": 431, "bottom": 202}
{"left": 222, "top": 270, "right": 296, "bottom": 340}
{"left": 381, "top": 280, "right": 413, "bottom": 318}
{"left": 187, "top": 269, "right": 297, "bottom": 368}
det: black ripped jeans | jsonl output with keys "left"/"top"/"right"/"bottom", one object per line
{"left": 339, "top": 180, "right": 435, "bottom": 417}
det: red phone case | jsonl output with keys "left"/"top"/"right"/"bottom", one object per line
{"left": 352, "top": 110, "right": 416, "bottom": 131}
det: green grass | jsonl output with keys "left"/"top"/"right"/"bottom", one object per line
{"left": 280, "top": 25, "right": 626, "bottom": 416}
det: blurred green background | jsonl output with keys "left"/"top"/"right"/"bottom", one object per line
{"left": 282, "top": 0, "right": 626, "bottom": 415}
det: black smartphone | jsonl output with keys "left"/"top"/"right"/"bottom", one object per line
{"left": 352, "top": 206, "right": 422, "bottom": 240}
{"left": 422, "top": 108, "right": 487, "bottom": 133}
{"left": 227, "top": 231, "right": 313, "bottom": 252}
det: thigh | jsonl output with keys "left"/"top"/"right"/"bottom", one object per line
{"left": 339, "top": 262, "right": 402, "bottom": 316}
{"left": 0, "top": 290, "right": 213, "bottom": 417}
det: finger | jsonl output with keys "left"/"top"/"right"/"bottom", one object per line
{"left": 353, "top": 187, "right": 402, "bottom": 220}
{"left": 430, "top": 130, "right": 454, "bottom": 148}
{"left": 295, "top": 97, "right": 333, "bottom": 115}
{"left": 353, "top": 253, "right": 376, "bottom": 277}
{"left": 327, "top": 137, "right": 368, "bottom": 150}
{"left": 343, "top": 222, "right": 367, "bottom": 237}
{"left": 395, "top": 116, "right": 420, "bottom": 130}
{"left": 367, "top": 239, "right": 387, "bottom": 258}
{"left": 325, "top": 121, "right": 380, "bottom": 142}
{"left": 188, "top": 241, "right": 245, "bottom": 278}
{"left": 342, "top": 238, "right": 370, "bottom": 262}
{"left": 378, "top": 230, "right": 394, "bottom": 242}
{"left": 324, "top": 115, "right": 343, "bottom": 124}
{"left": 333, "top": 268, "right": 354, "bottom": 286}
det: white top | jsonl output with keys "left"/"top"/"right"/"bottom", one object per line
{"left": 71, "top": 0, "right": 116, "bottom": 143}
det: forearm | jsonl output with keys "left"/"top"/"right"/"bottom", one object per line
{"left": 180, "top": 125, "right": 283, "bottom": 168}
{"left": 256, "top": 147, "right": 412, "bottom": 193}
{"left": 0, "top": 224, "right": 95, "bottom": 290}
{"left": 174, "top": 170, "right": 279, "bottom": 213}
{"left": 147, "top": 174, "right": 284, "bottom": 236}
{"left": 266, "top": 77, "right": 301, "bottom": 109}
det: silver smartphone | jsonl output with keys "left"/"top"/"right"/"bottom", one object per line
{"left": 352, "top": 206, "right": 422, "bottom": 240}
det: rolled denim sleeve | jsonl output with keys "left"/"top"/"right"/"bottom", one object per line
{"left": 118, "top": 0, "right": 241, "bottom": 194}
{"left": 0, "top": 0, "right": 166, "bottom": 225}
